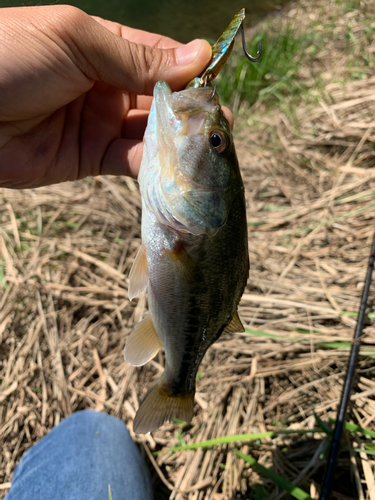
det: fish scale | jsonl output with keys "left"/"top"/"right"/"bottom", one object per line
{"left": 125, "top": 81, "right": 249, "bottom": 434}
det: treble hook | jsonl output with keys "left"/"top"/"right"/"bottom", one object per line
{"left": 241, "top": 22, "right": 262, "bottom": 62}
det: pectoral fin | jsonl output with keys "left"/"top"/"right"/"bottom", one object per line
{"left": 124, "top": 315, "right": 162, "bottom": 367}
{"left": 164, "top": 241, "right": 197, "bottom": 282}
{"left": 223, "top": 311, "right": 245, "bottom": 334}
{"left": 128, "top": 244, "right": 148, "bottom": 301}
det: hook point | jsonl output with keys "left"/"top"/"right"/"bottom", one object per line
{"left": 241, "top": 22, "right": 262, "bottom": 63}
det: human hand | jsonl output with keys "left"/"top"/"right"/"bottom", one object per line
{"left": 0, "top": 6, "right": 217, "bottom": 188}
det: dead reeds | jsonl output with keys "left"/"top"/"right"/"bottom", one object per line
{"left": 1, "top": 0, "right": 375, "bottom": 498}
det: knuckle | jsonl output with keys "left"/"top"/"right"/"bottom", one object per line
{"left": 54, "top": 5, "right": 87, "bottom": 29}
{"left": 141, "top": 44, "right": 161, "bottom": 76}
{"left": 130, "top": 43, "right": 169, "bottom": 93}
{"left": 145, "top": 46, "right": 167, "bottom": 85}
{"left": 40, "top": 5, "right": 87, "bottom": 38}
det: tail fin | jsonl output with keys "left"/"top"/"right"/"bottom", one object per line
{"left": 133, "top": 380, "right": 194, "bottom": 434}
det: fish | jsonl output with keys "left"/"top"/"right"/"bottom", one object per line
{"left": 124, "top": 80, "right": 249, "bottom": 434}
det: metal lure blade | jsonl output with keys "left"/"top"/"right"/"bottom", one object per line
{"left": 186, "top": 8, "right": 245, "bottom": 89}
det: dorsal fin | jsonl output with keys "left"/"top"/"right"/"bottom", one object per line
{"left": 124, "top": 315, "right": 162, "bottom": 367}
{"left": 128, "top": 244, "right": 148, "bottom": 301}
{"left": 223, "top": 311, "right": 245, "bottom": 334}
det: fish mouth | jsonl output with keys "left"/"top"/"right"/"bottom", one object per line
{"left": 153, "top": 81, "right": 175, "bottom": 132}
{"left": 153, "top": 81, "right": 222, "bottom": 180}
{"left": 153, "top": 81, "right": 219, "bottom": 135}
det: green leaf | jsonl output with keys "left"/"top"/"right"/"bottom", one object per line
{"left": 253, "top": 484, "right": 270, "bottom": 500}
{"left": 317, "top": 342, "right": 375, "bottom": 358}
{"left": 348, "top": 447, "right": 375, "bottom": 456}
{"left": 65, "top": 221, "right": 79, "bottom": 228}
{"left": 245, "top": 328, "right": 280, "bottom": 339}
{"left": 235, "top": 450, "right": 313, "bottom": 500}
{"left": 169, "top": 428, "right": 327, "bottom": 453}
{"left": 329, "top": 420, "right": 375, "bottom": 439}
{"left": 314, "top": 413, "right": 333, "bottom": 435}
{"left": 172, "top": 417, "right": 185, "bottom": 425}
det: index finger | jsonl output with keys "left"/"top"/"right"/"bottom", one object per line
{"left": 92, "top": 17, "right": 183, "bottom": 49}
{"left": 128, "top": 95, "right": 153, "bottom": 111}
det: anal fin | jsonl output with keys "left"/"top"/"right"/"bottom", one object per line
{"left": 223, "top": 310, "right": 245, "bottom": 334}
{"left": 128, "top": 244, "right": 148, "bottom": 301}
{"left": 124, "top": 315, "right": 162, "bottom": 367}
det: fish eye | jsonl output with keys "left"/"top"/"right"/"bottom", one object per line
{"left": 210, "top": 130, "right": 229, "bottom": 154}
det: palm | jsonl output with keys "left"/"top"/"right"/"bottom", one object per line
{"left": 2, "top": 83, "right": 148, "bottom": 188}
{"left": 0, "top": 6, "right": 212, "bottom": 189}
{"left": 52, "top": 82, "right": 150, "bottom": 184}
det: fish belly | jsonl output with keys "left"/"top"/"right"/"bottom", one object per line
{"left": 130, "top": 194, "right": 248, "bottom": 433}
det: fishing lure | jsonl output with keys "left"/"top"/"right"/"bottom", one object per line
{"left": 186, "top": 8, "right": 262, "bottom": 89}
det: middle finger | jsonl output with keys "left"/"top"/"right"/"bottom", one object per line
{"left": 122, "top": 109, "right": 149, "bottom": 140}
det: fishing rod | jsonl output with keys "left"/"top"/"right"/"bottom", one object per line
{"left": 319, "top": 232, "right": 375, "bottom": 500}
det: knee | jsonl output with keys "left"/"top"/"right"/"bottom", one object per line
{"left": 62, "top": 410, "right": 124, "bottom": 429}
{"left": 59, "top": 410, "right": 130, "bottom": 442}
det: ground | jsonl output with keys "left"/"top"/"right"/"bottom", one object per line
{"left": 1, "top": 0, "right": 375, "bottom": 498}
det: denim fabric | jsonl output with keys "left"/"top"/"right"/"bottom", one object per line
{"left": 5, "top": 410, "right": 153, "bottom": 500}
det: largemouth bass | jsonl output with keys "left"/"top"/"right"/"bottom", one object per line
{"left": 125, "top": 80, "right": 249, "bottom": 434}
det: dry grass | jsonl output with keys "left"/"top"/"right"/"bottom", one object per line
{"left": 1, "top": 0, "right": 375, "bottom": 498}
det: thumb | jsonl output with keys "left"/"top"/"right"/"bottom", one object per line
{"left": 68, "top": 11, "right": 212, "bottom": 95}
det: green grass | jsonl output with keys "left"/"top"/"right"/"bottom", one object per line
{"left": 317, "top": 342, "right": 375, "bottom": 359}
{"left": 336, "top": 0, "right": 362, "bottom": 12}
{"left": 217, "top": 23, "right": 321, "bottom": 110}
{"left": 0, "top": 260, "right": 7, "bottom": 289}
{"left": 245, "top": 328, "right": 286, "bottom": 340}
{"left": 169, "top": 427, "right": 327, "bottom": 453}
{"left": 244, "top": 327, "right": 375, "bottom": 359}
{"left": 163, "top": 417, "right": 375, "bottom": 498}
{"left": 235, "top": 450, "right": 313, "bottom": 500}
{"left": 166, "top": 427, "right": 327, "bottom": 497}
{"left": 216, "top": 2, "right": 374, "bottom": 111}
{"left": 331, "top": 420, "right": 375, "bottom": 439}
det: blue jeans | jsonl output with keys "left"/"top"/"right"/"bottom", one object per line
{"left": 5, "top": 410, "right": 154, "bottom": 500}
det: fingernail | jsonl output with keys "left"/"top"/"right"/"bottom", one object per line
{"left": 176, "top": 39, "right": 203, "bottom": 66}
